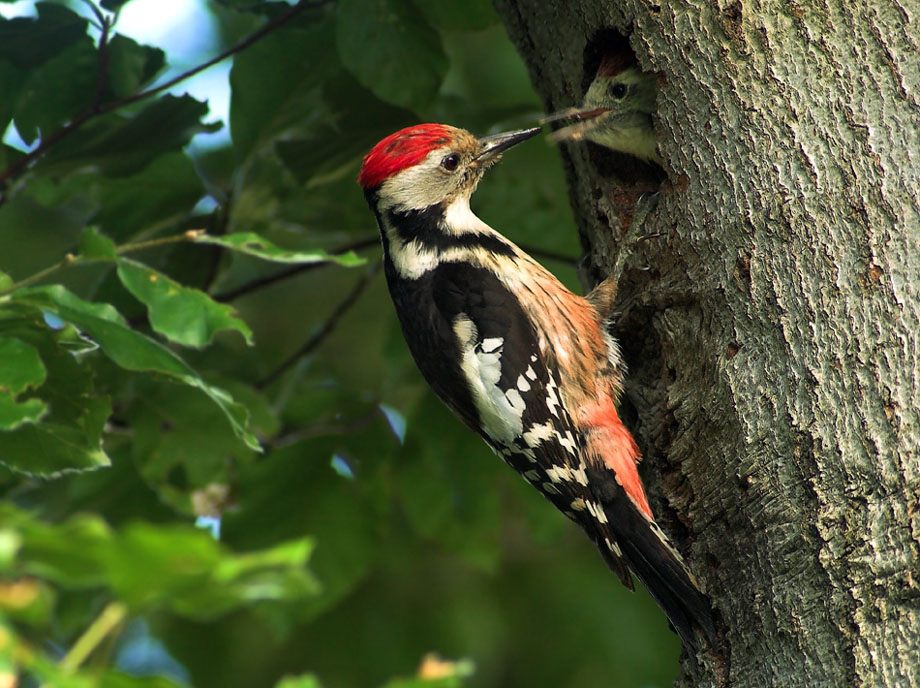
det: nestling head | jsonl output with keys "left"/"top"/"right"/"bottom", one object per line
{"left": 544, "top": 49, "right": 661, "bottom": 164}
{"left": 583, "top": 52, "right": 658, "bottom": 123}
{"left": 359, "top": 124, "right": 541, "bottom": 211}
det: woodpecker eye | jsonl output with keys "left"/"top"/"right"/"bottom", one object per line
{"left": 441, "top": 153, "right": 460, "bottom": 171}
{"left": 609, "top": 83, "right": 628, "bottom": 99}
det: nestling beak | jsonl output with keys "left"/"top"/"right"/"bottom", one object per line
{"left": 475, "top": 127, "right": 542, "bottom": 164}
{"left": 540, "top": 106, "right": 611, "bottom": 125}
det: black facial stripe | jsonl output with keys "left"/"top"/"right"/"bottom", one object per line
{"left": 384, "top": 206, "right": 517, "bottom": 258}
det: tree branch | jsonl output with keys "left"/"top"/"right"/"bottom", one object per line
{"left": 256, "top": 261, "right": 381, "bottom": 389}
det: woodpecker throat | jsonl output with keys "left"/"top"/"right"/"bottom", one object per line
{"left": 359, "top": 123, "right": 715, "bottom": 656}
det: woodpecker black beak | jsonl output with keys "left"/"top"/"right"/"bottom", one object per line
{"left": 475, "top": 127, "right": 542, "bottom": 163}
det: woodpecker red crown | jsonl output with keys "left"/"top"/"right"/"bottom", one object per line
{"left": 358, "top": 124, "right": 453, "bottom": 189}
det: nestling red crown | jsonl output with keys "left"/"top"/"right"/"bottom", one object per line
{"left": 596, "top": 48, "right": 638, "bottom": 77}
{"left": 358, "top": 124, "right": 453, "bottom": 189}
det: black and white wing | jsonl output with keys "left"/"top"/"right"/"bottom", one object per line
{"left": 403, "top": 262, "right": 635, "bottom": 586}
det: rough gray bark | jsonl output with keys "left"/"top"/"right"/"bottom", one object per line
{"left": 492, "top": 1, "right": 920, "bottom": 686}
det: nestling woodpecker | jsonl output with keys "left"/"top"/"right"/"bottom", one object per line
{"left": 543, "top": 49, "right": 661, "bottom": 165}
{"left": 358, "top": 124, "right": 715, "bottom": 653}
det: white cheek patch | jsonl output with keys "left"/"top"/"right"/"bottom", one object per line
{"left": 453, "top": 314, "right": 526, "bottom": 444}
{"left": 379, "top": 149, "right": 453, "bottom": 211}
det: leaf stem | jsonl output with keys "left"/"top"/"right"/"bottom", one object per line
{"left": 58, "top": 601, "right": 127, "bottom": 674}
{"left": 0, "top": 230, "right": 203, "bottom": 298}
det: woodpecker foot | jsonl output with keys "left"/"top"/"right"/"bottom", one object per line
{"left": 587, "top": 192, "right": 660, "bottom": 319}
{"left": 612, "top": 191, "right": 660, "bottom": 277}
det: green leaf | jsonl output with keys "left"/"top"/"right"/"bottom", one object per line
{"left": 229, "top": 12, "right": 338, "bottom": 158}
{"left": 0, "top": 269, "right": 12, "bottom": 292}
{"left": 92, "top": 152, "right": 205, "bottom": 242}
{"left": 336, "top": 0, "right": 447, "bottom": 110}
{"left": 78, "top": 226, "right": 117, "bottom": 259}
{"left": 412, "top": 0, "right": 498, "bottom": 31}
{"left": 381, "top": 678, "right": 465, "bottom": 688}
{"left": 116, "top": 258, "right": 253, "bottom": 348}
{"left": 194, "top": 232, "right": 365, "bottom": 267}
{"left": 13, "top": 36, "right": 96, "bottom": 144}
{"left": 274, "top": 72, "right": 414, "bottom": 185}
{"left": 0, "top": 393, "right": 47, "bottom": 430}
{"left": 0, "top": 334, "right": 48, "bottom": 429}
{"left": 0, "top": 3, "right": 88, "bottom": 69}
{"left": 11, "top": 285, "right": 260, "bottom": 451}
{"left": 126, "top": 380, "right": 265, "bottom": 514}
{"left": 0, "top": 189, "right": 88, "bottom": 282}
{"left": 6, "top": 505, "right": 320, "bottom": 618}
{"left": 396, "top": 398, "right": 502, "bottom": 569}
{"left": 0, "top": 58, "right": 25, "bottom": 138}
{"left": 100, "top": 0, "right": 136, "bottom": 11}
{"left": 105, "top": 34, "right": 166, "bottom": 99}
{"left": 0, "top": 322, "right": 110, "bottom": 475}
{"left": 111, "top": 524, "right": 317, "bottom": 617}
{"left": 0, "top": 393, "right": 110, "bottom": 475}
{"left": 275, "top": 676, "right": 323, "bottom": 688}
{"left": 224, "top": 435, "right": 388, "bottom": 619}
{"left": 0, "top": 336, "right": 46, "bottom": 394}
{"left": 37, "top": 94, "right": 221, "bottom": 178}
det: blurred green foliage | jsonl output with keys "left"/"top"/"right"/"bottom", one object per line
{"left": 0, "top": 1, "right": 679, "bottom": 686}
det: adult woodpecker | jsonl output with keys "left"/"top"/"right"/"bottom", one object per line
{"left": 543, "top": 49, "right": 661, "bottom": 165}
{"left": 358, "top": 124, "right": 715, "bottom": 653}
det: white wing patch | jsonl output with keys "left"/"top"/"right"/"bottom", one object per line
{"left": 453, "top": 314, "right": 525, "bottom": 444}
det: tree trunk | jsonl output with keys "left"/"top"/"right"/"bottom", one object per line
{"left": 492, "top": 1, "right": 920, "bottom": 686}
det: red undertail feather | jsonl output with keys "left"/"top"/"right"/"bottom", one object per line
{"left": 358, "top": 124, "right": 452, "bottom": 189}
{"left": 585, "top": 399, "right": 652, "bottom": 518}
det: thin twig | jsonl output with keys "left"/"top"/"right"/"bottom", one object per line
{"left": 88, "top": 14, "right": 111, "bottom": 111}
{"left": 213, "top": 236, "right": 380, "bottom": 302}
{"left": 516, "top": 242, "right": 577, "bottom": 265}
{"left": 257, "top": 262, "right": 381, "bottom": 389}
{"left": 77, "top": 0, "right": 107, "bottom": 29}
{"left": 0, "top": 0, "right": 330, "bottom": 195}
{"left": 108, "top": 0, "right": 329, "bottom": 112}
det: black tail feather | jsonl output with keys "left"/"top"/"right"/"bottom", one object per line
{"left": 614, "top": 516, "right": 717, "bottom": 655}
{"left": 587, "top": 468, "right": 718, "bottom": 655}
